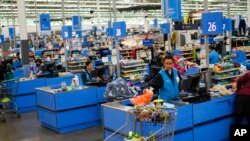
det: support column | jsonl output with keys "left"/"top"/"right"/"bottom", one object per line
{"left": 113, "top": 0, "right": 121, "bottom": 77}
{"left": 227, "top": 0, "right": 232, "bottom": 56}
{"left": 204, "top": 0, "right": 209, "bottom": 67}
{"left": 17, "top": 0, "right": 29, "bottom": 65}
{"left": 97, "top": 0, "right": 101, "bottom": 30}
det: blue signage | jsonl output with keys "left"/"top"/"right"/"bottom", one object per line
{"left": 160, "top": 23, "right": 170, "bottom": 34}
{"left": 143, "top": 39, "right": 154, "bottom": 47}
{"left": 8, "top": 27, "right": 15, "bottom": 38}
{"left": 106, "top": 28, "right": 113, "bottom": 37}
{"left": 202, "top": 12, "right": 223, "bottom": 35}
{"left": 161, "top": 0, "right": 182, "bottom": 20}
{"left": 75, "top": 31, "right": 82, "bottom": 38}
{"left": 39, "top": 14, "right": 51, "bottom": 31}
{"left": 0, "top": 35, "right": 4, "bottom": 44}
{"left": 72, "top": 16, "right": 82, "bottom": 31}
{"left": 153, "top": 19, "right": 158, "bottom": 28}
{"left": 223, "top": 18, "right": 232, "bottom": 32}
{"left": 113, "top": 21, "right": 127, "bottom": 38}
{"left": 61, "top": 26, "right": 72, "bottom": 39}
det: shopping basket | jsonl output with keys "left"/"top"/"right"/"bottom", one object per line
{"left": 104, "top": 105, "right": 177, "bottom": 141}
{"left": 0, "top": 79, "right": 21, "bottom": 122}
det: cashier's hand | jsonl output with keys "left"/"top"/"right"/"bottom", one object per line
{"left": 96, "top": 77, "right": 101, "bottom": 82}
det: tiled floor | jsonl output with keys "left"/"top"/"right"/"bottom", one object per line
{"left": 0, "top": 112, "right": 103, "bottom": 141}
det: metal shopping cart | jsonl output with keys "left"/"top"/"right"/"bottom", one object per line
{"left": 104, "top": 106, "right": 177, "bottom": 141}
{"left": 0, "top": 79, "right": 21, "bottom": 123}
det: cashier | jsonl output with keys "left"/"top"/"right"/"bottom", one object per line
{"left": 234, "top": 65, "right": 250, "bottom": 126}
{"left": 146, "top": 54, "right": 181, "bottom": 101}
{"left": 209, "top": 45, "right": 220, "bottom": 64}
{"left": 34, "top": 58, "right": 45, "bottom": 76}
{"left": 81, "top": 60, "right": 94, "bottom": 84}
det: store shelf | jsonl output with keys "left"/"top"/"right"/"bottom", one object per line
{"left": 69, "top": 69, "right": 83, "bottom": 73}
{"left": 121, "top": 64, "right": 147, "bottom": 69}
{"left": 68, "top": 61, "right": 87, "bottom": 64}
{"left": 212, "top": 74, "right": 242, "bottom": 80}
{"left": 185, "top": 57, "right": 193, "bottom": 60}
{"left": 122, "top": 73, "right": 146, "bottom": 78}
{"left": 68, "top": 65, "right": 85, "bottom": 68}
{"left": 212, "top": 68, "right": 240, "bottom": 74}
{"left": 121, "top": 68, "right": 146, "bottom": 73}
{"left": 182, "top": 53, "right": 192, "bottom": 55}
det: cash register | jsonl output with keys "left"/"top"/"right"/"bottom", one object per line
{"left": 86, "top": 65, "right": 111, "bottom": 86}
{"left": 180, "top": 73, "right": 210, "bottom": 103}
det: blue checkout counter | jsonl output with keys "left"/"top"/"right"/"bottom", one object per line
{"left": 36, "top": 86, "right": 106, "bottom": 133}
{"left": 12, "top": 75, "right": 74, "bottom": 113}
{"left": 102, "top": 94, "right": 236, "bottom": 141}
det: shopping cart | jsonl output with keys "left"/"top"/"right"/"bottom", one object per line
{"left": 0, "top": 79, "right": 21, "bottom": 123}
{"left": 104, "top": 106, "right": 177, "bottom": 141}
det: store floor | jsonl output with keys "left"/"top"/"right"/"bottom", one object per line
{"left": 0, "top": 112, "right": 103, "bottom": 141}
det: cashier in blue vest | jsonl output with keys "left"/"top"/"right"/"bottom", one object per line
{"left": 146, "top": 54, "right": 182, "bottom": 101}
{"left": 209, "top": 45, "right": 220, "bottom": 64}
{"left": 81, "top": 60, "right": 94, "bottom": 85}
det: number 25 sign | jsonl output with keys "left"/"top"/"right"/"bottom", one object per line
{"left": 202, "top": 12, "right": 223, "bottom": 35}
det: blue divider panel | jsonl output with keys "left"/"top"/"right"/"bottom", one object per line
{"left": 193, "top": 94, "right": 235, "bottom": 124}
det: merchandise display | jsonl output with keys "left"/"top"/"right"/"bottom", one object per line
{"left": 212, "top": 62, "right": 242, "bottom": 86}
{"left": 120, "top": 59, "right": 148, "bottom": 80}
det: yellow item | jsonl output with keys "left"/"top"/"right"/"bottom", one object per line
{"left": 1, "top": 97, "right": 10, "bottom": 103}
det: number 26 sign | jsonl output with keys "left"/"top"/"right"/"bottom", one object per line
{"left": 202, "top": 12, "right": 223, "bottom": 35}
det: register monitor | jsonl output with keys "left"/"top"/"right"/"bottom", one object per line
{"left": 181, "top": 73, "right": 210, "bottom": 103}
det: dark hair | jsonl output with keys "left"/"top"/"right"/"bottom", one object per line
{"left": 35, "top": 58, "right": 42, "bottom": 64}
{"left": 85, "top": 60, "right": 92, "bottom": 67}
{"left": 160, "top": 47, "right": 165, "bottom": 51}
{"left": 210, "top": 45, "right": 215, "bottom": 50}
{"left": 164, "top": 54, "right": 174, "bottom": 61}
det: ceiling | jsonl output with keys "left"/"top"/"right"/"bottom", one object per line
{"left": 0, "top": 0, "right": 248, "bottom": 22}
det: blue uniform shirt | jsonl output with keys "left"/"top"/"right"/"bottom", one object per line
{"left": 209, "top": 50, "right": 220, "bottom": 64}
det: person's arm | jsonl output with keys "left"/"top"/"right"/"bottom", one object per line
{"left": 177, "top": 71, "right": 182, "bottom": 90}
{"left": 237, "top": 73, "right": 247, "bottom": 92}
{"left": 144, "top": 73, "right": 163, "bottom": 94}
{"left": 81, "top": 71, "right": 88, "bottom": 84}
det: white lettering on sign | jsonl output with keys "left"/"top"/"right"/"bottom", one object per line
{"left": 116, "top": 29, "right": 121, "bottom": 36}
{"left": 223, "top": 24, "right": 226, "bottom": 30}
{"left": 208, "top": 22, "right": 216, "bottom": 32}
{"left": 234, "top": 129, "right": 247, "bottom": 136}
{"left": 64, "top": 32, "right": 68, "bottom": 38}
{"left": 76, "top": 34, "right": 79, "bottom": 38}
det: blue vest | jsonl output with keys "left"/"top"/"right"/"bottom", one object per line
{"left": 83, "top": 69, "right": 92, "bottom": 85}
{"left": 159, "top": 68, "right": 180, "bottom": 101}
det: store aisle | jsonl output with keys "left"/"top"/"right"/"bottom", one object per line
{"left": 0, "top": 112, "right": 103, "bottom": 141}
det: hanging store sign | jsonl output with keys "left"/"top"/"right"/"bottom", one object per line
{"left": 106, "top": 28, "right": 113, "bottom": 37}
{"left": 223, "top": 18, "right": 232, "bottom": 32}
{"left": 61, "top": 26, "right": 72, "bottom": 39}
{"left": 39, "top": 14, "right": 51, "bottom": 31}
{"left": 75, "top": 31, "right": 82, "bottom": 38}
{"left": 153, "top": 19, "right": 158, "bottom": 28}
{"left": 202, "top": 12, "right": 223, "bottom": 35}
{"left": 160, "top": 23, "right": 170, "bottom": 34}
{"left": 8, "top": 27, "right": 15, "bottom": 39}
{"left": 161, "top": 0, "right": 182, "bottom": 20}
{"left": 72, "top": 16, "right": 82, "bottom": 31}
{"left": 0, "top": 35, "right": 4, "bottom": 43}
{"left": 113, "top": 21, "right": 127, "bottom": 38}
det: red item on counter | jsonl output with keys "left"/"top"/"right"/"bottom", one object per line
{"left": 131, "top": 89, "right": 154, "bottom": 106}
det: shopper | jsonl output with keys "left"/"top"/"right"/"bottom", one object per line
{"left": 209, "top": 45, "right": 220, "bottom": 64}
{"left": 234, "top": 66, "right": 250, "bottom": 127}
{"left": 145, "top": 54, "right": 181, "bottom": 101}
